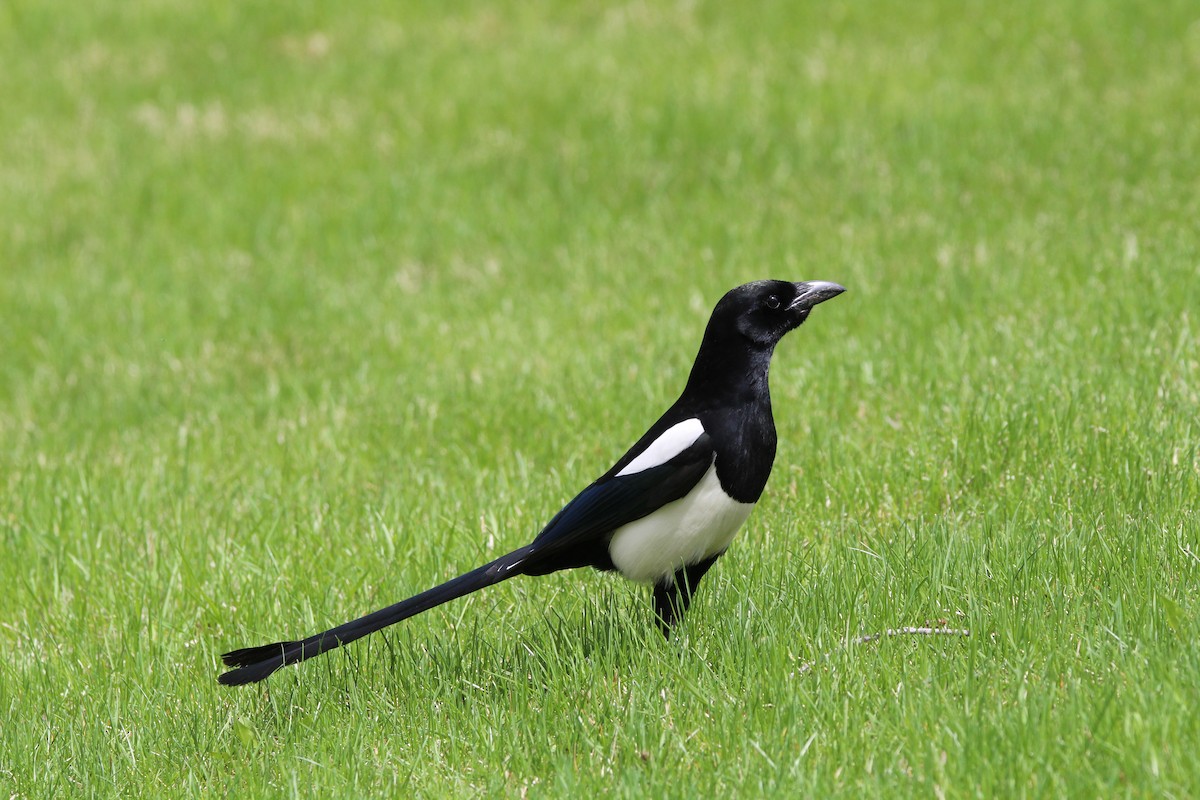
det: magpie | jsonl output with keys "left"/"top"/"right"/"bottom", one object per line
{"left": 218, "top": 279, "right": 845, "bottom": 685}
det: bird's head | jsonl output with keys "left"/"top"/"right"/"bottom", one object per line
{"left": 714, "top": 279, "right": 847, "bottom": 347}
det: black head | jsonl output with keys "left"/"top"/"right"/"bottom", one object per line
{"left": 712, "top": 279, "right": 847, "bottom": 348}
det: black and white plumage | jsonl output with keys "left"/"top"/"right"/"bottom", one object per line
{"left": 219, "top": 279, "right": 845, "bottom": 685}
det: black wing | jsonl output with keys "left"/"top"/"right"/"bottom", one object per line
{"left": 518, "top": 432, "right": 715, "bottom": 575}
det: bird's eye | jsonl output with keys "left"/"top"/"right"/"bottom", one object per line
{"left": 766, "top": 295, "right": 781, "bottom": 310}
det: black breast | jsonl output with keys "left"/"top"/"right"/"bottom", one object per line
{"left": 700, "top": 401, "right": 777, "bottom": 504}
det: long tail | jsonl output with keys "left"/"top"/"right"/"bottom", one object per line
{"left": 218, "top": 545, "right": 536, "bottom": 686}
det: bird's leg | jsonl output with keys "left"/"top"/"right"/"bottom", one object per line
{"left": 653, "top": 554, "right": 720, "bottom": 637}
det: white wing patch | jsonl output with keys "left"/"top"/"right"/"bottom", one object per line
{"left": 616, "top": 418, "right": 706, "bottom": 477}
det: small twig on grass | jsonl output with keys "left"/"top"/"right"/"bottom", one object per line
{"left": 797, "top": 624, "right": 971, "bottom": 675}
{"left": 851, "top": 626, "right": 972, "bottom": 644}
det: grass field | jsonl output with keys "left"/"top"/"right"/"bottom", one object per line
{"left": 3, "top": 0, "right": 1199, "bottom": 796}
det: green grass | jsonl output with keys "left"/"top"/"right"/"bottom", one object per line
{"left": 3, "top": 0, "right": 1199, "bottom": 796}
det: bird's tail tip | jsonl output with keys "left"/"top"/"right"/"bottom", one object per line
{"left": 217, "top": 640, "right": 296, "bottom": 686}
{"left": 221, "top": 640, "right": 294, "bottom": 668}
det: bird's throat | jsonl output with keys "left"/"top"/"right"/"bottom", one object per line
{"left": 681, "top": 337, "right": 775, "bottom": 409}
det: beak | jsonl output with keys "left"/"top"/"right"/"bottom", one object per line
{"left": 789, "top": 281, "right": 847, "bottom": 311}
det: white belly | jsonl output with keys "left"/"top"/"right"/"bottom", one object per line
{"left": 608, "top": 463, "right": 755, "bottom": 583}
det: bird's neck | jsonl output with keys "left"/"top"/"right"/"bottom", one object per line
{"left": 679, "top": 334, "right": 779, "bottom": 504}
{"left": 680, "top": 335, "right": 776, "bottom": 411}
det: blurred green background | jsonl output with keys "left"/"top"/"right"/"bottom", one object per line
{"left": 2, "top": 1, "right": 1198, "bottom": 796}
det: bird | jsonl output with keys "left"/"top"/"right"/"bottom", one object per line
{"left": 218, "top": 279, "right": 845, "bottom": 685}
